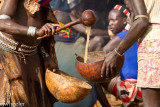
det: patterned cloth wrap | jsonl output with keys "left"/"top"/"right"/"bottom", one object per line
{"left": 34, "top": 0, "right": 51, "bottom": 5}
{"left": 137, "top": 24, "right": 160, "bottom": 88}
{"left": 108, "top": 77, "right": 142, "bottom": 106}
{"left": 138, "top": 39, "right": 160, "bottom": 88}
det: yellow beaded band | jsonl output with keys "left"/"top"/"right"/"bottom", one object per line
{"left": 134, "top": 15, "right": 148, "bottom": 20}
{"left": 114, "top": 49, "right": 124, "bottom": 56}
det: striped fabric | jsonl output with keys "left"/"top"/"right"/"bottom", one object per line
{"left": 114, "top": 4, "right": 131, "bottom": 18}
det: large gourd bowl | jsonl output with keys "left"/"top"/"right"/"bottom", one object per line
{"left": 75, "top": 51, "right": 124, "bottom": 82}
{"left": 45, "top": 69, "right": 92, "bottom": 103}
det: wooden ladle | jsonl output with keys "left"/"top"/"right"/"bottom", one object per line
{"left": 37, "top": 9, "right": 96, "bottom": 40}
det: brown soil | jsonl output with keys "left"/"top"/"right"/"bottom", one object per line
{"left": 94, "top": 94, "right": 143, "bottom": 107}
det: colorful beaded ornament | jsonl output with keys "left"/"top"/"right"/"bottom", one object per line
{"left": 34, "top": 0, "right": 51, "bottom": 5}
{"left": 53, "top": 10, "right": 72, "bottom": 37}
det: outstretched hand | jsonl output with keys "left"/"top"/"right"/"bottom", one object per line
{"left": 36, "top": 23, "right": 61, "bottom": 38}
{"left": 101, "top": 51, "right": 124, "bottom": 79}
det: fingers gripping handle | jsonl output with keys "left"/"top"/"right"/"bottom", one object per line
{"left": 37, "top": 19, "right": 81, "bottom": 40}
{"left": 37, "top": 9, "right": 97, "bottom": 40}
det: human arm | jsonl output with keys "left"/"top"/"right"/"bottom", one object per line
{"left": 115, "top": 0, "right": 149, "bottom": 54}
{"left": 70, "top": 14, "right": 107, "bottom": 36}
{"left": 90, "top": 29, "right": 108, "bottom": 37}
{"left": 39, "top": 45, "right": 58, "bottom": 70}
{"left": 0, "top": 0, "right": 60, "bottom": 38}
{"left": 101, "top": 0, "right": 149, "bottom": 77}
{"left": 0, "top": 0, "right": 28, "bottom": 35}
{"left": 39, "top": 36, "right": 58, "bottom": 70}
{"left": 103, "top": 36, "right": 121, "bottom": 53}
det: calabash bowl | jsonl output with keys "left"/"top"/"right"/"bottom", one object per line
{"left": 75, "top": 51, "right": 124, "bottom": 82}
{"left": 45, "top": 69, "right": 92, "bottom": 103}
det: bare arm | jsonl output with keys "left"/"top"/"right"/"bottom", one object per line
{"left": 70, "top": 14, "right": 107, "bottom": 36}
{"left": 0, "top": 0, "right": 29, "bottom": 36}
{"left": 0, "top": 0, "right": 60, "bottom": 38}
{"left": 101, "top": 0, "right": 149, "bottom": 78}
{"left": 70, "top": 14, "right": 86, "bottom": 34}
{"left": 116, "top": 0, "right": 149, "bottom": 54}
{"left": 103, "top": 36, "right": 121, "bottom": 53}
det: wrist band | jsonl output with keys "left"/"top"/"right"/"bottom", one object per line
{"left": 40, "top": 46, "right": 49, "bottom": 58}
{"left": 134, "top": 15, "right": 148, "bottom": 20}
{"left": 114, "top": 49, "right": 124, "bottom": 56}
{"left": 27, "top": 26, "right": 37, "bottom": 37}
{"left": 0, "top": 14, "right": 11, "bottom": 20}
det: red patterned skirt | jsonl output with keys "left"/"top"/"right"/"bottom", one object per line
{"left": 107, "top": 77, "right": 142, "bottom": 106}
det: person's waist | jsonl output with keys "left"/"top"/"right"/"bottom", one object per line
{"left": 138, "top": 23, "right": 160, "bottom": 41}
{"left": 149, "top": 23, "right": 160, "bottom": 28}
{"left": 0, "top": 32, "right": 38, "bottom": 55}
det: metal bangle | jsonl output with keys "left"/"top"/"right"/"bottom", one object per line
{"left": 27, "top": 26, "right": 37, "bottom": 37}
{"left": 0, "top": 14, "right": 11, "bottom": 20}
{"left": 134, "top": 15, "right": 148, "bottom": 20}
{"left": 114, "top": 48, "right": 124, "bottom": 56}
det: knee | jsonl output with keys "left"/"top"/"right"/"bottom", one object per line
{"left": 93, "top": 36, "right": 104, "bottom": 43}
{"left": 92, "top": 36, "right": 105, "bottom": 47}
{"left": 88, "top": 36, "right": 105, "bottom": 51}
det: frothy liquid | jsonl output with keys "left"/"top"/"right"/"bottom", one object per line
{"left": 84, "top": 26, "right": 91, "bottom": 63}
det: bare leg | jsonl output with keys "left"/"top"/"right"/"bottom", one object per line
{"left": 94, "top": 83, "right": 111, "bottom": 107}
{"left": 121, "top": 102, "right": 135, "bottom": 107}
{"left": 141, "top": 88, "right": 160, "bottom": 107}
{"left": 88, "top": 36, "right": 109, "bottom": 52}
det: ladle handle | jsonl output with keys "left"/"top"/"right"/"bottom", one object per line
{"left": 37, "top": 19, "right": 81, "bottom": 40}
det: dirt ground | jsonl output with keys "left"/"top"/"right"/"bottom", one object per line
{"left": 94, "top": 94, "right": 143, "bottom": 107}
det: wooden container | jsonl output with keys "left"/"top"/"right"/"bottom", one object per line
{"left": 45, "top": 69, "right": 92, "bottom": 103}
{"left": 75, "top": 51, "right": 124, "bottom": 82}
